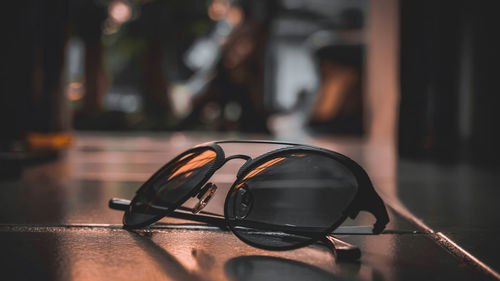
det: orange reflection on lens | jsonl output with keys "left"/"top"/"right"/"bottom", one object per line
{"left": 242, "top": 157, "right": 286, "bottom": 181}
{"left": 168, "top": 150, "right": 217, "bottom": 180}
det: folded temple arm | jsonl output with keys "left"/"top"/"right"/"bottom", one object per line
{"left": 109, "top": 198, "right": 376, "bottom": 235}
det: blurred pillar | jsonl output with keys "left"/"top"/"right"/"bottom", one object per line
{"left": 34, "top": 0, "right": 71, "bottom": 133}
{"left": 143, "top": 41, "right": 170, "bottom": 115}
{"left": 466, "top": 1, "right": 500, "bottom": 165}
{"left": 399, "top": 0, "right": 461, "bottom": 161}
{"left": 361, "top": 1, "right": 399, "bottom": 269}
{"left": 1, "top": 1, "right": 37, "bottom": 147}
{"left": 72, "top": 0, "right": 108, "bottom": 113}
{"left": 82, "top": 41, "right": 107, "bottom": 113}
{"left": 1, "top": 0, "right": 71, "bottom": 152}
{"left": 398, "top": 1, "right": 500, "bottom": 164}
{"left": 365, "top": 0, "right": 400, "bottom": 143}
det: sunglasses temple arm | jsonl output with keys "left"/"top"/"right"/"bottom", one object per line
{"left": 109, "top": 199, "right": 369, "bottom": 236}
{"left": 110, "top": 198, "right": 339, "bottom": 235}
{"left": 357, "top": 189, "right": 390, "bottom": 234}
{"left": 167, "top": 210, "right": 227, "bottom": 229}
{"left": 108, "top": 198, "right": 227, "bottom": 229}
{"left": 344, "top": 175, "right": 390, "bottom": 234}
{"left": 109, "top": 198, "right": 133, "bottom": 211}
{"left": 321, "top": 235, "right": 361, "bottom": 262}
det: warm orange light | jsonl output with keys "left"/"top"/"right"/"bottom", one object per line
{"left": 226, "top": 6, "right": 243, "bottom": 27}
{"left": 167, "top": 150, "right": 216, "bottom": 180}
{"left": 109, "top": 0, "right": 131, "bottom": 24}
{"left": 208, "top": 0, "right": 229, "bottom": 21}
{"left": 66, "top": 82, "right": 84, "bottom": 101}
{"left": 27, "top": 132, "right": 73, "bottom": 150}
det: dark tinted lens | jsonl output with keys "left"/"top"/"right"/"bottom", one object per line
{"left": 124, "top": 148, "right": 217, "bottom": 227}
{"left": 226, "top": 151, "right": 358, "bottom": 249}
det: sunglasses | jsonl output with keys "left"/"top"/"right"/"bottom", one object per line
{"left": 109, "top": 140, "right": 389, "bottom": 259}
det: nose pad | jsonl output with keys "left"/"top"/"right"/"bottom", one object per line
{"left": 192, "top": 183, "right": 217, "bottom": 214}
{"left": 234, "top": 183, "right": 253, "bottom": 220}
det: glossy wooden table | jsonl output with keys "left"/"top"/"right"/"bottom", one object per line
{"left": 0, "top": 132, "right": 494, "bottom": 281}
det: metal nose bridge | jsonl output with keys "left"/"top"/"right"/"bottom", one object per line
{"left": 222, "top": 154, "right": 252, "bottom": 177}
{"left": 223, "top": 154, "right": 252, "bottom": 164}
{"left": 189, "top": 155, "right": 252, "bottom": 213}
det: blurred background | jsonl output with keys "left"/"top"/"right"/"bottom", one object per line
{"left": 1, "top": 0, "right": 499, "bottom": 165}
{"left": 1, "top": 1, "right": 500, "bottom": 278}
